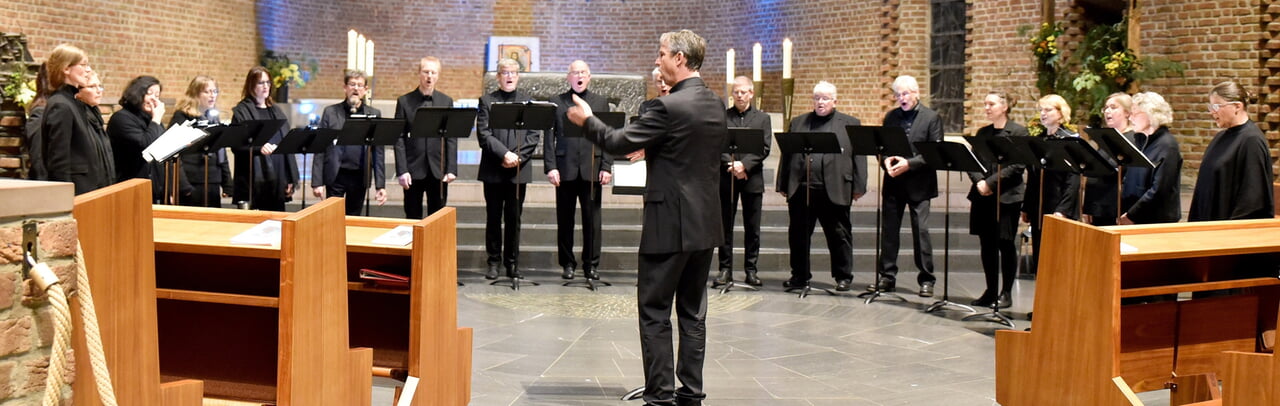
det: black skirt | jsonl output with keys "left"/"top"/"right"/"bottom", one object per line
{"left": 969, "top": 193, "right": 1020, "bottom": 240}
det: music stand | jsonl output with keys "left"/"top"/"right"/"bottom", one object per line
{"left": 965, "top": 135, "right": 1039, "bottom": 329}
{"left": 183, "top": 124, "right": 233, "bottom": 207}
{"left": 411, "top": 105, "right": 474, "bottom": 210}
{"left": 1047, "top": 137, "right": 1118, "bottom": 220}
{"left": 226, "top": 119, "right": 287, "bottom": 210}
{"left": 338, "top": 117, "right": 401, "bottom": 216}
{"left": 487, "top": 102, "right": 557, "bottom": 290}
{"left": 773, "top": 131, "right": 842, "bottom": 298}
{"left": 846, "top": 125, "right": 912, "bottom": 304}
{"left": 1086, "top": 128, "right": 1155, "bottom": 220}
{"left": 561, "top": 111, "right": 625, "bottom": 290}
{"left": 913, "top": 141, "right": 982, "bottom": 317}
{"left": 714, "top": 127, "right": 766, "bottom": 294}
{"left": 274, "top": 127, "right": 339, "bottom": 209}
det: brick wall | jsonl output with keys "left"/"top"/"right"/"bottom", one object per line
{"left": 0, "top": 216, "right": 78, "bottom": 404}
{"left": 964, "top": 0, "right": 1042, "bottom": 134}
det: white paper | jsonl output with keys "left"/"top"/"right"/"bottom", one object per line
{"left": 396, "top": 376, "right": 419, "bottom": 406}
{"left": 1120, "top": 242, "right": 1138, "bottom": 254}
{"left": 612, "top": 161, "right": 647, "bottom": 188}
{"left": 372, "top": 225, "right": 414, "bottom": 246}
{"left": 229, "top": 220, "right": 282, "bottom": 246}
{"left": 143, "top": 123, "right": 209, "bottom": 162}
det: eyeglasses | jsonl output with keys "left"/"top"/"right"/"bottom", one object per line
{"left": 569, "top": 70, "right": 590, "bottom": 77}
{"left": 255, "top": 80, "right": 271, "bottom": 87}
{"left": 203, "top": 88, "right": 220, "bottom": 95}
{"left": 1208, "top": 101, "right": 1240, "bottom": 112}
{"left": 813, "top": 95, "right": 835, "bottom": 102}
{"left": 345, "top": 82, "right": 366, "bottom": 88}
{"left": 497, "top": 71, "right": 519, "bottom": 77}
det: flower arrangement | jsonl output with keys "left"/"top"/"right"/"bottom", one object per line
{"left": 1021, "top": 22, "right": 1064, "bottom": 95}
{"left": 260, "top": 50, "right": 318, "bottom": 89}
{"left": 1, "top": 69, "right": 35, "bottom": 108}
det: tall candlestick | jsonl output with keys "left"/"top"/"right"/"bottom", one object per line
{"left": 782, "top": 38, "right": 793, "bottom": 79}
{"left": 726, "top": 48, "right": 735, "bottom": 84}
{"left": 752, "top": 43, "right": 762, "bottom": 82}
{"left": 356, "top": 34, "right": 366, "bottom": 72}
{"left": 347, "top": 30, "right": 357, "bottom": 71}
{"left": 366, "top": 40, "right": 375, "bottom": 77}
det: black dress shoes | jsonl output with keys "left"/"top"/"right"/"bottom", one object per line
{"left": 867, "top": 278, "right": 896, "bottom": 292}
{"left": 835, "top": 279, "right": 852, "bottom": 291}
{"left": 485, "top": 264, "right": 500, "bottom": 280}
{"left": 970, "top": 291, "right": 998, "bottom": 307}
{"left": 507, "top": 267, "right": 522, "bottom": 279}
{"left": 782, "top": 279, "right": 809, "bottom": 289}
{"left": 584, "top": 268, "right": 600, "bottom": 281}
{"left": 561, "top": 266, "right": 575, "bottom": 280}
{"left": 996, "top": 291, "right": 1012, "bottom": 309}
{"left": 713, "top": 269, "right": 731, "bottom": 286}
{"left": 918, "top": 281, "right": 935, "bottom": 298}
{"left": 744, "top": 271, "right": 762, "bottom": 287}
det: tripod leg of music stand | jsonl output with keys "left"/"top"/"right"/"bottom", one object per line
{"left": 621, "top": 386, "right": 645, "bottom": 401}
{"left": 925, "top": 174, "right": 974, "bottom": 315}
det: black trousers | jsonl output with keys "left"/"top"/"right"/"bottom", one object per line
{"left": 638, "top": 248, "right": 712, "bottom": 406}
{"left": 180, "top": 183, "right": 223, "bottom": 208}
{"left": 786, "top": 188, "right": 853, "bottom": 283}
{"left": 879, "top": 193, "right": 935, "bottom": 285}
{"left": 326, "top": 168, "right": 368, "bottom": 216}
{"left": 718, "top": 178, "right": 762, "bottom": 273}
{"left": 978, "top": 233, "right": 1018, "bottom": 295}
{"left": 555, "top": 179, "right": 602, "bottom": 270}
{"left": 483, "top": 182, "right": 527, "bottom": 269}
{"left": 403, "top": 176, "right": 447, "bottom": 219}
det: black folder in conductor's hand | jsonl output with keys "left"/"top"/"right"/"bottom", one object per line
{"left": 724, "top": 128, "right": 766, "bottom": 155}
{"left": 274, "top": 127, "right": 339, "bottom": 155}
{"left": 1085, "top": 127, "right": 1155, "bottom": 169}
{"left": 845, "top": 125, "right": 912, "bottom": 157}
{"left": 774, "top": 132, "right": 842, "bottom": 155}
{"left": 412, "top": 107, "right": 477, "bottom": 139}
{"left": 338, "top": 118, "right": 402, "bottom": 147}
{"left": 969, "top": 134, "right": 1038, "bottom": 170}
{"left": 1047, "top": 136, "right": 1118, "bottom": 178}
{"left": 489, "top": 102, "right": 557, "bottom": 130}
{"left": 913, "top": 141, "right": 987, "bottom": 174}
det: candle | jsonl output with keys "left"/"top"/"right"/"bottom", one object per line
{"left": 347, "top": 30, "right": 357, "bottom": 71}
{"left": 356, "top": 34, "right": 366, "bottom": 72}
{"left": 366, "top": 39, "right": 375, "bottom": 77}
{"left": 726, "top": 48, "right": 735, "bottom": 83}
{"left": 782, "top": 38, "right": 793, "bottom": 79}
{"left": 752, "top": 43, "right": 762, "bottom": 82}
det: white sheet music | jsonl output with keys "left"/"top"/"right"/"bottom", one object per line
{"left": 229, "top": 220, "right": 282, "bottom": 246}
{"left": 613, "top": 161, "right": 647, "bottom": 188}
{"left": 372, "top": 225, "right": 414, "bottom": 246}
{"left": 143, "top": 123, "right": 208, "bottom": 162}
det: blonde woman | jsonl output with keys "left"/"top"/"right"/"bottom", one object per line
{"left": 1021, "top": 94, "right": 1080, "bottom": 273}
{"left": 171, "top": 75, "right": 232, "bottom": 207}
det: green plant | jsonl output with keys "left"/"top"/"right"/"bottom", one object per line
{"left": 1, "top": 68, "right": 35, "bottom": 107}
{"left": 1020, "top": 22, "right": 1064, "bottom": 96}
{"left": 260, "top": 50, "right": 318, "bottom": 89}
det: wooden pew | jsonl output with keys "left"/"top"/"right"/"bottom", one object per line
{"left": 342, "top": 208, "right": 473, "bottom": 406}
{"left": 150, "top": 198, "right": 371, "bottom": 405}
{"left": 996, "top": 216, "right": 1280, "bottom": 405}
{"left": 71, "top": 179, "right": 203, "bottom": 406}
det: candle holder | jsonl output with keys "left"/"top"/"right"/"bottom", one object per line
{"left": 753, "top": 80, "right": 763, "bottom": 110}
{"left": 781, "top": 77, "right": 795, "bottom": 129}
{"left": 726, "top": 82, "right": 734, "bottom": 107}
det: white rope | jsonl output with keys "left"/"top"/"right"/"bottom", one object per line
{"left": 29, "top": 261, "right": 71, "bottom": 406}
{"left": 74, "top": 243, "right": 118, "bottom": 406}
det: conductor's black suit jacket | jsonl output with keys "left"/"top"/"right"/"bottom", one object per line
{"left": 777, "top": 110, "right": 867, "bottom": 206}
{"left": 581, "top": 77, "right": 726, "bottom": 254}
{"left": 393, "top": 88, "right": 455, "bottom": 180}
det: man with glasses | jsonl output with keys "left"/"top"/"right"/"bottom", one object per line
{"left": 394, "top": 56, "right": 456, "bottom": 219}
{"left": 475, "top": 59, "right": 541, "bottom": 279}
{"left": 311, "top": 69, "right": 385, "bottom": 216}
{"left": 547, "top": 60, "right": 612, "bottom": 281}
{"left": 714, "top": 76, "right": 771, "bottom": 288}
{"left": 777, "top": 81, "right": 865, "bottom": 291}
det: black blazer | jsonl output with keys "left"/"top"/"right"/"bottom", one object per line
{"left": 723, "top": 105, "right": 772, "bottom": 193}
{"left": 1121, "top": 126, "right": 1182, "bottom": 223}
{"left": 581, "top": 77, "right": 726, "bottom": 254}
{"left": 882, "top": 105, "right": 943, "bottom": 202}
{"left": 170, "top": 110, "right": 233, "bottom": 193}
{"left": 311, "top": 102, "right": 386, "bottom": 189}
{"left": 41, "top": 84, "right": 115, "bottom": 195}
{"left": 967, "top": 122, "right": 1028, "bottom": 205}
{"left": 777, "top": 110, "right": 867, "bottom": 206}
{"left": 1023, "top": 126, "right": 1081, "bottom": 219}
{"left": 393, "top": 88, "right": 456, "bottom": 180}
{"left": 547, "top": 90, "right": 612, "bottom": 181}
{"left": 476, "top": 89, "right": 540, "bottom": 183}
{"left": 25, "top": 105, "right": 45, "bottom": 180}
{"left": 230, "top": 99, "right": 298, "bottom": 202}
{"left": 107, "top": 106, "right": 163, "bottom": 182}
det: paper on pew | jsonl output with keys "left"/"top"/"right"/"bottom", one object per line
{"left": 1120, "top": 242, "right": 1138, "bottom": 254}
{"left": 143, "top": 123, "right": 208, "bottom": 162}
{"left": 229, "top": 220, "right": 282, "bottom": 246}
{"left": 372, "top": 225, "right": 414, "bottom": 246}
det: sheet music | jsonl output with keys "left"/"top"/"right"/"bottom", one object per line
{"left": 229, "top": 220, "right": 282, "bottom": 246}
{"left": 371, "top": 225, "right": 414, "bottom": 246}
{"left": 613, "top": 161, "right": 647, "bottom": 188}
{"left": 143, "top": 124, "right": 208, "bottom": 162}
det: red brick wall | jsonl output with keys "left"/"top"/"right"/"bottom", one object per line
{"left": 0, "top": 215, "right": 78, "bottom": 404}
{"left": 964, "top": 0, "right": 1042, "bottom": 134}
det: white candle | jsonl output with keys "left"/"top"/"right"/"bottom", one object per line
{"left": 782, "top": 38, "right": 793, "bottom": 79}
{"left": 726, "top": 49, "right": 735, "bottom": 84}
{"left": 356, "top": 34, "right": 366, "bottom": 72}
{"left": 366, "top": 39, "right": 375, "bottom": 77}
{"left": 347, "top": 30, "right": 357, "bottom": 71}
{"left": 752, "top": 43, "right": 762, "bottom": 82}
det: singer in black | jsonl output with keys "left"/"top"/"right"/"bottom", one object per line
{"left": 1081, "top": 92, "right": 1134, "bottom": 226}
{"left": 1189, "top": 81, "right": 1275, "bottom": 221}
{"left": 231, "top": 66, "right": 298, "bottom": 211}
{"left": 715, "top": 76, "right": 771, "bottom": 288}
{"left": 171, "top": 75, "right": 232, "bottom": 207}
{"left": 778, "top": 81, "right": 865, "bottom": 292}
{"left": 967, "top": 91, "right": 1026, "bottom": 309}
{"left": 476, "top": 59, "right": 541, "bottom": 280}
{"left": 41, "top": 44, "right": 114, "bottom": 195}
{"left": 108, "top": 75, "right": 174, "bottom": 203}
{"left": 876, "top": 75, "right": 942, "bottom": 297}
{"left": 311, "top": 69, "right": 386, "bottom": 216}
{"left": 566, "top": 29, "right": 725, "bottom": 406}
{"left": 1022, "top": 94, "right": 1080, "bottom": 274}
{"left": 547, "top": 60, "right": 612, "bottom": 281}
{"left": 394, "top": 56, "right": 456, "bottom": 219}
{"left": 1119, "top": 91, "right": 1182, "bottom": 225}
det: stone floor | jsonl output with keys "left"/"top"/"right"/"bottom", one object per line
{"left": 365, "top": 270, "right": 1177, "bottom": 406}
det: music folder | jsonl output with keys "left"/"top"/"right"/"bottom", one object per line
{"left": 724, "top": 127, "right": 766, "bottom": 156}
{"left": 1047, "top": 136, "right": 1118, "bottom": 178}
{"left": 969, "top": 133, "right": 1038, "bottom": 171}
{"left": 845, "top": 125, "right": 912, "bottom": 158}
{"left": 773, "top": 132, "right": 842, "bottom": 156}
{"left": 913, "top": 141, "right": 987, "bottom": 174}
{"left": 273, "top": 127, "right": 339, "bottom": 155}
{"left": 243, "top": 119, "right": 288, "bottom": 147}
{"left": 489, "top": 101, "right": 557, "bottom": 130}
{"left": 411, "top": 107, "right": 477, "bottom": 139}
{"left": 339, "top": 118, "right": 402, "bottom": 147}
{"left": 1085, "top": 127, "right": 1155, "bottom": 169}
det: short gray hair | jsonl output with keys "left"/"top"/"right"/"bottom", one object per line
{"left": 497, "top": 58, "right": 520, "bottom": 71}
{"left": 891, "top": 75, "right": 919, "bottom": 93}
{"left": 813, "top": 81, "right": 837, "bottom": 98}
{"left": 659, "top": 30, "right": 706, "bottom": 71}
{"left": 1131, "top": 91, "right": 1174, "bottom": 129}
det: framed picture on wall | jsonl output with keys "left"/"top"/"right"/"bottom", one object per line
{"left": 486, "top": 36, "right": 539, "bottom": 72}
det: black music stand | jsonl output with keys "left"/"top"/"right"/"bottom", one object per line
{"left": 1048, "top": 137, "right": 1118, "bottom": 220}
{"left": 274, "top": 127, "right": 339, "bottom": 209}
{"left": 846, "top": 125, "right": 912, "bottom": 304}
{"left": 226, "top": 119, "right": 287, "bottom": 210}
{"left": 913, "top": 141, "right": 982, "bottom": 317}
{"left": 182, "top": 124, "right": 232, "bottom": 207}
{"left": 773, "top": 131, "right": 842, "bottom": 299}
{"left": 1086, "top": 128, "right": 1155, "bottom": 220}
{"left": 965, "top": 135, "right": 1040, "bottom": 329}
{"left": 412, "top": 106, "right": 476, "bottom": 209}
{"left": 154, "top": 126, "right": 213, "bottom": 206}
{"left": 338, "top": 117, "right": 401, "bottom": 216}
{"left": 558, "top": 111, "right": 624, "bottom": 291}
{"left": 486, "top": 102, "right": 557, "bottom": 290}
{"left": 714, "top": 127, "right": 766, "bottom": 294}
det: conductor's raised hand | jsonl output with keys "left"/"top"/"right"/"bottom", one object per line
{"left": 566, "top": 94, "right": 594, "bottom": 126}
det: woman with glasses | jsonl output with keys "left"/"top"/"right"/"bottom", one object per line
{"left": 40, "top": 44, "right": 115, "bottom": 194}
{"left": 230, "top": 66, "right": 297, "bottom": 211}
{"left": 171, "top": 75, "right": 232, "bottom": 207}
{"left": 108, "top": 75, "right": 175, "bottom": 202}
{"left": 1118, "top": 91, "right": 1182, "bottom": 225}
{"left": 1022, "top": 94, "right": 1080, "bottom": 274}
{"left": 967, "top": 91, "right": 1027, "bottom": 308}
{"left": 1188, "top": 81, "right": 1274, "bottom": 221}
